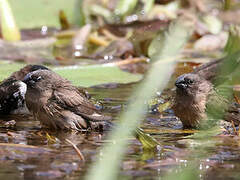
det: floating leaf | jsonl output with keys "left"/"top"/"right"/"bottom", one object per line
{"left": 135, "top": 128, "right": 160, "bottom": 150}
{"left": 53, "top": 64, "right": 143, "bottom": 87}
{"left": 0, "top": 62, "right": 143, "bottom": 87}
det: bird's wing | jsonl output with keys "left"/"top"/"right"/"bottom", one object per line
{"left": 52, "top": 87, "right": 111, "bottom": 121}
{"left": 41, "top": 101, "right": 89, "bottom": 130}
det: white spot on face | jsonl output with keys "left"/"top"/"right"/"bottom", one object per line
{"left": 10, "top": 81, "right": 30, "bottom": 115}
{"left": 15, "top": 81, "right": 27, "bottom": 97}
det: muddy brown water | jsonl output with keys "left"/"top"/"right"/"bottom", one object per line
{"left": 0, "top": 83, "right": 240, "bottom": 180}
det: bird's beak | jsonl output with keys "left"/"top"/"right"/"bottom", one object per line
{"left": 23, "top": 73, "right": 35, "bottom": 87}
{"left": 175, "top": 82, "right": 187, "bottom": 89}
{"left": 175, "top": 76, "right": 187, "bottom": 89}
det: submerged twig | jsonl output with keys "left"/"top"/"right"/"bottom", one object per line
{"left": 66, "top": 138, "right": 85, "bottom": 162}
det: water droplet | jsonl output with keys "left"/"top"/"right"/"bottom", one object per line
{"left": 74, "top": 51, "right": 81, "bottom": 57}
{"left": 41, "top": 26, "right": 48, "bottom": 35}
{"left": 75, "top": 45, "right": 83, "bottom": 50}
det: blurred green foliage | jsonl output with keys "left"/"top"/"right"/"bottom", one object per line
{"left": 8, "top": 0, "right": 79, "bottom": 28}
{"left": 0, "top": 0, "right": 20, "bottom": 41}
{"left": 85, "top": 20, "right": 191, "bottom": 180}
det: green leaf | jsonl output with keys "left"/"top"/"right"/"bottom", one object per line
{"left": 0, "top": 0, "right": 21, "bottom": 41}
{"left": 8, "top": 0, "right": 81, "bottom": 28}
{"left": 135, "top": 128, "right": 160, "bottom": 150}
{"left": 0, "top": 62, "right": 143, "bottom": 87}
{"left": 53, "top": 64, "right": 143, "bottom": 87}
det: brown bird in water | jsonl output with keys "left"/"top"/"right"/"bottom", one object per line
{"left": 0, "top": 65, "right": 49, "bottom": 115}
{"left": 23, "top": 69, "right": 111, "bottom": 131}
{"left": 173, "top": 54, "right": 240, "bottom": 128}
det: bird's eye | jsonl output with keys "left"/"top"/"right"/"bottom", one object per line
{"left": 33, "top": 76, "right": 42, "bottom": 82}
{"left": 36, "top": 76, "right": 42, "bottom": 81}
{"left": 186, "top": 79, "right": 194, "bottom": 84}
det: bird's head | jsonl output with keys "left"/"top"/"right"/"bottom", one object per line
{"left": 23, "top": 70, "right": 49, "bottom": 90}
{"left": 23, "top": 69, "right": 69, "bottom": 92}
{"left": 9, "top": 64, "right": 49, "bottom": 81}
{"left": 175, "top": 73, "right": 212, "bottom": 98}
{"left": 29, "top": 65, "right": 49, "bottom": 72}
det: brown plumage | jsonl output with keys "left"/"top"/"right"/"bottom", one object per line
{"left": 23, "top": 70, "right": 111, "bottom": 131}
{"left": 173, "top": 73, "right": 213, "bottom": 128}
{"left": 0, "top": 65, "right": 49, "bottom": 115}
{"left": 173, "top": 56, "right": 240, "bottom": 129}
